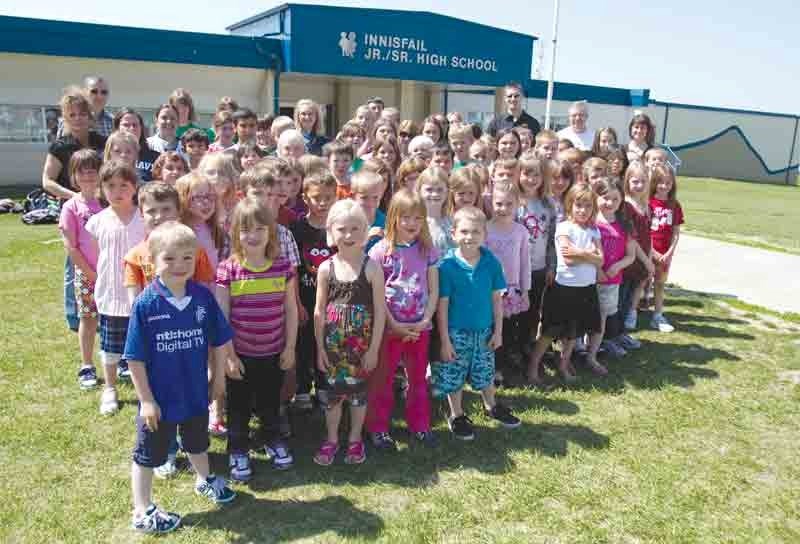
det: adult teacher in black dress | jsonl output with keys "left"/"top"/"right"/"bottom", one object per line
{"left": 41, "top": 87, "right": 106, "bottom": 332}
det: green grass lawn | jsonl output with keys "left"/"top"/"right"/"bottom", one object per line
{"left": 1, "top": 215, "right": 800, "bottom": 543}
{"left": 678, "top": 177, "right": 800, "bottom": 254}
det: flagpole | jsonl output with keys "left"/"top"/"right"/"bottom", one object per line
{"left": 544, "top": 0, "right": 560, "bottom": 130}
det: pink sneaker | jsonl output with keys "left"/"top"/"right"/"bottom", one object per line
{"left": 208, "top": 421, "right": 228, "bottom": 437}
{"left": 344, "top": 441, "right": 366, "bottom": 465}
{"left": 313, "top": 441, "right": 339, "bottom": 466}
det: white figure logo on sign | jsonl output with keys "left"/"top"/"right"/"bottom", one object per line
{"left": 339, "top": 32, "right": 357, "bottom": 58}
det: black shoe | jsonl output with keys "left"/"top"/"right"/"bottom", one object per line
{"left": 116, "top": 359, "right": 131, "bottom": 381}
{"left": 369, "top": 432, "right": 397, "bottom": 451}
{"left": 412, "top": 430, "right": 438, "bottom": 448}
{"left": 449, "top": 415, "right": 475, "bottom": 441}
{"left": 486, "top": 403, "right": 521, "bottom": 428}
{"left": 77, "top": 366, "right": 98, "bottom": 390}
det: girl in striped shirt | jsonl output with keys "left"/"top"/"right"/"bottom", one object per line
{"left": 215, "top": 198, "right": 299, "bottom": 482}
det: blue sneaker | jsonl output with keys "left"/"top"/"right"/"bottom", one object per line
{"left": 413, "top": 430, "right": 438, "bottom": 448}
{"left": 78, "top": 366, "right": 98, "bottom": 390}
{"left": 195, "top": 475, "right": 236, "bottom": 504}
{"left": 132, "top": 504, "right": 181, "bottom": 534}
{"left": 117, "top": 359, "right": 131, "bottom": 381}
{"left": 369, "top": 432, "right": 397, "bottom": 451}
{"left": 229, "top": 453, "right": 252, "bottom": 482}
{"left": 265, "top": 441, "right": 294, "bottom": 470}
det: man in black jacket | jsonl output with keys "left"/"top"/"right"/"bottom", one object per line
{"left": 487, "top": 82, "right": 541, "bottom": 138}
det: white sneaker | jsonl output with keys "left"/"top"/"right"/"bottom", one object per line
{"left": 624, "top": 310, "right": 638, "bottom": 331}
{"left": 99, "top": 387, "right": 119, "bottom": 415}
{"left": 650, "top": 313, "right": 675, "bottom": 333}
{"left": 154, "top": 454, "right": 178, "bottom": 479}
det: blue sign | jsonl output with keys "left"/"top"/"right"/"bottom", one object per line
{"left": 285, "top": 5, "right": 535, "bottom": 87}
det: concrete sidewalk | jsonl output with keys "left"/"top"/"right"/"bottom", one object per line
{"left": 669, "top": 234, "right": 800, "bottom": 314}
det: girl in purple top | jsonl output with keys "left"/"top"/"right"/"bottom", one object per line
{"left": 486, "top": 182, "right": 531, "bottom": 386}
{"left": 367, "top": 189, "right": 439, "bottom": 448}
{"left": 58, "top": 149, "right": 104, "bottom": 390}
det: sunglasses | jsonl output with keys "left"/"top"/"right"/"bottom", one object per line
{"left": 90, "top": 89, "right": 109, "bottom": 96}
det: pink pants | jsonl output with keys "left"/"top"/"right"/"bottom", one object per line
{"left": 366, "top": 330, "right": 431, "bottom": 434}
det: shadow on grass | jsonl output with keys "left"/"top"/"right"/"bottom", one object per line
{"left": 204, "top": 400, "right": 609, "bottom": 495}
{"left": 561, "top": 338, "right": 734, "bottom": 394}
{"left": 182, "top": 493, "right": 384, "bottom": 542}
{"left": 663, "top": 312, "right": 754, "bottom": 340}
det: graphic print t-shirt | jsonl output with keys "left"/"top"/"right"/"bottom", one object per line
{"left": 649, "top": 198, "right": 684, "bottom": 254}
{"left": 291, "top": 217, "right": 335, "bottom": 308}
{"left": 368, "top": 239, "right": 439, "bottom": 326}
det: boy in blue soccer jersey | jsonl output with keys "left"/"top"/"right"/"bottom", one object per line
{"left": 124, "top": 221, "right": 237, "bottom": 534}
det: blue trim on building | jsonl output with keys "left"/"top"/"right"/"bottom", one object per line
{"left": 228, "top": 3, "right": 535, "bottom": 41}
{"left": 651, "top": 100, "right": 798, "bottom": 120}
{"left": 671, "top": 125, "right": 799, "bottom": 176}
{"left": 446, "top": 82, "right": 650, "bottom": 107}
{"left": 0, "top": 16, "right": 282, "bottom": 70}
{"left": 525, "top": 80, "right": 649, "bottom": 107}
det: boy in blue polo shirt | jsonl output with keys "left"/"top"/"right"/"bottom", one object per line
{"left": 125, "top": 221, "right": 237, "bottom": 534}
{"left": 433, "top": 206, "right": 522, "bottom": 440}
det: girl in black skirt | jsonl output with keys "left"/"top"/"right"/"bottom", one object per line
{"left": 527, "top": 183, "right": 604, "bottom": 384}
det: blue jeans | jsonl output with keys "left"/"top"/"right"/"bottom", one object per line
{"left": 618, "top": 279, "right": 636, "bottom": 321}
{"left": 64, "top": 256, "right": 79, "bottom": 332}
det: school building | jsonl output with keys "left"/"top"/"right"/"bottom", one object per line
{"left": 0, "top": 3, "right": 797, "bottom": 186}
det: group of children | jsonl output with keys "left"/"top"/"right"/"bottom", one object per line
{"left": 55, "top": 89, "right": 682, "bottom": 534}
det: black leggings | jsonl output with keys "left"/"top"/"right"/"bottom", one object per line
{"left": 295, "top": 318, "right": 326, "bottom": 395}
{"left": 496, "top": 314, "right": 525, "bottom": 373}
{"left": 520, "top": 268, "right": 548, "bottom": 347}
{"left": 226, "top": 354, "right": 285, "bottom": 454}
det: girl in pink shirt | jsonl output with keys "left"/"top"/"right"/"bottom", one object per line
{"left": 486, "top": 182, "right": 531, "bottom": 386}
{"left": 589, "top": 178, "right": 636, "bottom": 375}
{"left": 216, "top": 198, "right": 299, "bottom": 480}
{"left": 58, "top": 149, "right": 104, "bottom": 390}
{"left": 177, "top": 172, "right": 229, "bottom": 435}
{"left": 177, "top": 173, "right": 225, "bottom": 271}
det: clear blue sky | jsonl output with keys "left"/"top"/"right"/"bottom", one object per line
{"left": 2, "top": 0, "right": 797, "bottom": 114}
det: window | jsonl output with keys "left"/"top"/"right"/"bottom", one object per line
{"left": 0, "top": 105, "right": 53, "bottom": 143}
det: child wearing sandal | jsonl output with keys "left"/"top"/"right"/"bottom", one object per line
{"left": 527, "top": 184, "right": 604, "bottom": 384}
{"left": 59, "top": 149, "right": 104, "bottom": 390}
{"left": 313, "top": 199, "right": 386, "bottom": 465}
